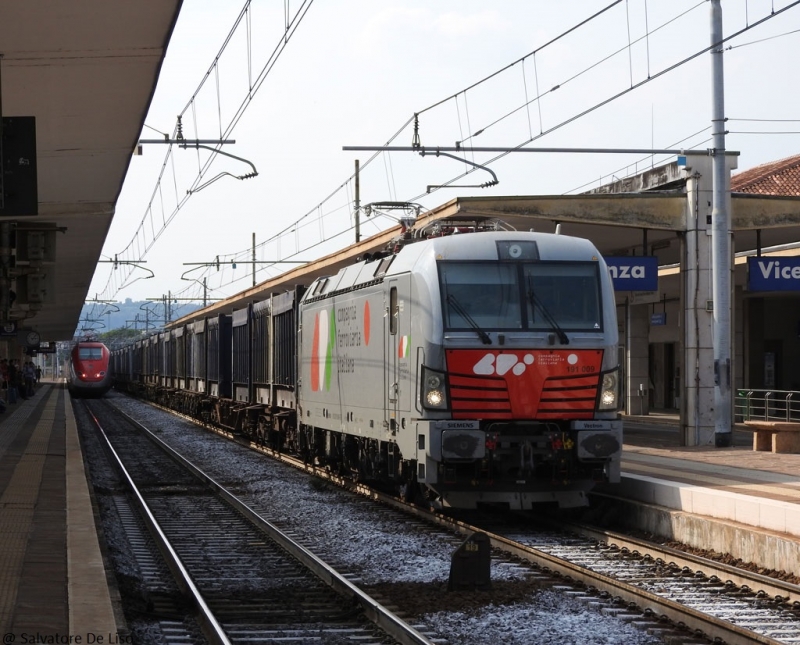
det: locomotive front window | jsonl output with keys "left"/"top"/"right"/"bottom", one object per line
{"left": 439, "top": 261, "right": 602, "bottom": 333}
{"left": 78, "top": 347, "right": 103, "bottom": 360}
{"left": 440, "top": 263, "right": 522, "bottom": 330}
{"left": 523, "top": 262, "right": 602, "bottom": 331}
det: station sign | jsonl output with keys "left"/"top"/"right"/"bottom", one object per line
{"left": 650, "top": 312, "right": 667, "bottom": 326}
{"left": 604, "top": 256, "right": 658, "bottom": 292}
{"left": 37, "top": 341, "right": 56, "bottom": 354}
{"left": 747, "top": 257, "right": 800, "bottom": 291}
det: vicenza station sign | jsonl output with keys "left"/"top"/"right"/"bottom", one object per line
{"left": 605, "top": 256, "right": 658, "bottom": 292}
{"left": 748, "top": 257, "right": 800, "bottom": 291}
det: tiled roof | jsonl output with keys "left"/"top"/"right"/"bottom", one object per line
{"left": 731, "top": 154, "right": 800, "bottom": 195}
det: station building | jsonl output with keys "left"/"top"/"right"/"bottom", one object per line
{"left": 594, "top": 152, "right": 800, "bottom": 435}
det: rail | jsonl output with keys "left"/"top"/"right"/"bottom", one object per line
{"left": 735, "top": 388, "right": 800, "bottom": 422}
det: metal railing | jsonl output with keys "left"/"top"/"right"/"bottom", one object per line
{"left": 735, "top": 389, "right": 800, "bottom": 422}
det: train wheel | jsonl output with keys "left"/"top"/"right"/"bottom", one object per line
{"left": 299, "top": 427, "right": 314, "bottom": 463}
{"left": 400, "top": 479, "right": 423, "bottom": 505}
{"left": 257, "top": 419, "right": 269, "bottom": 446}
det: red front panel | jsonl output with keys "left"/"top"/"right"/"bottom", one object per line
{"left": 72, "top": 344, "right": 110, "bottom": 383}
{"left": 445, "top": 349, "right": 603, "bottom": 420}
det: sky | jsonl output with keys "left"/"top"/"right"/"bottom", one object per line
{"left": 87, "top": 0, "right": 800, "bottom": 317}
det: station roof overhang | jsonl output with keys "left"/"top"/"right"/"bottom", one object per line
{"left": 178, "top": 190, "right": 800, "bottom": 325}
{"left": 1, "top": 0, "right": 183, "bottom": 344}
{"left": 423, "top": 193, "right": 800, "bottom": 267}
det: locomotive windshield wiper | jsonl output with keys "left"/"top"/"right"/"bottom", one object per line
{"left": 446, "top": 294, "right": 492, "bottom": 344}
{"left": 527, "top": 278, "right": 569, "bottom": 345}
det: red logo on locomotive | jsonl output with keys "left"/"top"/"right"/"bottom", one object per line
{"left": 444, "top": 349, "right": 604, "bottom": 420}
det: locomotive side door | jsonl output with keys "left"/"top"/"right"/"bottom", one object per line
{"left": 385, "top": 275, "right": 412, "bottom": 432}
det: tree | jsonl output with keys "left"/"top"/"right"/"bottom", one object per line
{"left": 98, "top": 327, "right": 146, "bottom": 349}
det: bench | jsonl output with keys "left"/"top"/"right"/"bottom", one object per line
{"left": 742, "top": 421, "right": 800, "bottom": 454}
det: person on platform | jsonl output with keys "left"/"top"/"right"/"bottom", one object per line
{"left": 0, "top": 359, "right": 7, "bottom": 413}
{"left": 23, "top": 361, "right": 36, "bottom": 397}
{"left": 7, "top": 360, "right": 19, "bottom": 403}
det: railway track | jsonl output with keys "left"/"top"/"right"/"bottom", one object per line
{"left": 448, "top": 512, "right": 800, "bottom": 645}
{"left": 310, "top": 477, "right": 800, "bottom": 644}
{"left": 103, "top": 393, "right": 800, "bottom": 644}
{"left": 78, "top": 398, "right": 435, "bottom": 645}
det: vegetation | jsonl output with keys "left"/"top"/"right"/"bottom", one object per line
{"left": 96, "top": 327, "right": 143, "bottom": 348}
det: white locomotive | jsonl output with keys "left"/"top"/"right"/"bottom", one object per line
{"left": 114, "top": 223, "right": 622, "bottom": 509}
{"left": 298, "top": 228, "right": 621, "bottom": 509}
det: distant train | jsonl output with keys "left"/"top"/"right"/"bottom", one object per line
{"left": 112, "top": 222, "right": 622, "bottom": 509}
{"left": 68, "top": 341, "right": 112, "bottom": 397}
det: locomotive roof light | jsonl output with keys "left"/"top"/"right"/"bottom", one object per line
{"left": 497, "top": 240, "right": 539, "bottom": 261}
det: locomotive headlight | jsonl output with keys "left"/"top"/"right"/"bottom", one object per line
{"left": 427, "top": 389, "right": 444, "bottom": 406}
{"left": 421, "top": 366, "right": 449, "bottom": 410}
{"left": 597, "top": 369, "right": 619, "bottom": 411}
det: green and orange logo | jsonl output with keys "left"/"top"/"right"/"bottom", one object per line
{"left": 311, "top": 301, "right": 371, "bottom": 392}
{"left": 310, "top": 308, "right": 335, "bottom": 392}
{"left": 398, "top": 334, "right": 410, "bottom": 358}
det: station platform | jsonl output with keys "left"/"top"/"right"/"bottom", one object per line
{"left": 0, "top": 382, "right": 120, "bottom": 640}
{"left": 598, "top": 412, "right": 800, "bottom": 574}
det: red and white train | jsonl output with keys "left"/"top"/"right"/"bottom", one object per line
{"left": 68, "top": 341, "right": 112, "bottom": 397}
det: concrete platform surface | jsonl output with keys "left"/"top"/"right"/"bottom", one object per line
{"left": 597, "top": 413, "right": 800, "bottom": 574}
{"left": 0, "top": 382, "right": 119, "bottom": 640}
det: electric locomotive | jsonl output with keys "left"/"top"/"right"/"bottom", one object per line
{"left": 68, "top": 341, "right": 112, "bottom": 397}
{"left": 113, "top": 222, "right": 622, "bottom": 510}
{"left": 298, "top": 227, "right": 621, "bottom": 509}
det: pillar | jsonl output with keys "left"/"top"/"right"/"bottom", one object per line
{"left": 626, "top": 303, "right": 650, "bottom": 416}
{"left": 680, "top": 153, "right": 736, "bottom": 445}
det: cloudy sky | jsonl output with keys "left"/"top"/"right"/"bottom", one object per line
{"left": 88, "top": 0, "right": 800, "bottom": 312}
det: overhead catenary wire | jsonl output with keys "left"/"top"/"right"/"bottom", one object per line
{"left": 456, "top": 0, "right": 706, "bottom": 148}
{"left": 566, "top": 125, "right": 712, "bottom": 194}
{"left": 406, "top": 0, "right": 800, "bottom": 203}
{"left": 135, "top": 104, "right": 424, "bottom": 300}
{"left": 725, "top": 26, "right": 800, "bottom": 49}
{"left": 158, "top": 0, "right": 800, "bottom": 304}
{"left": 95, "top": 0, "right": 800, "bottom": 310}
{"left": 728, "top": 117, "right": 800, "bottom": 122}
{"left": 625, "top": 0, "right": 634, "bottom": 86}
{"left": 520, "top": 59, "right": 533, "bottom": 139}
{"left": 415, "top": 0, "right": 625, "bottom": 118}
{"left": 644, "top": 0, "right": 652, "bottom": 78}
{"left": 94, "top": 0, "right": 316, "bottom": 302}
{"left": 230, "top": 0, "right": 664, "bottom": 276}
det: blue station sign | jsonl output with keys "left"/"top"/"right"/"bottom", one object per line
{"left": 748, "top": 257, "right": 800, "bottom": 291}
{"left": 604, "top": 256, "right": 658, "bottom": 292}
